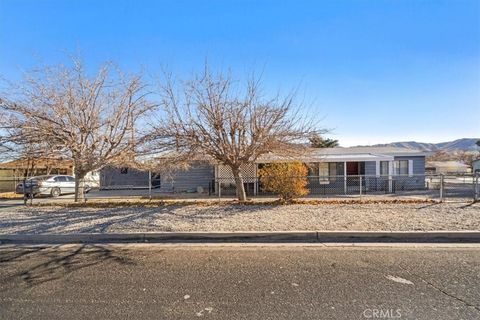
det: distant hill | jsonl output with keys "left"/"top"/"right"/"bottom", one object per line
{"left": 361, "top": 138, "right": 480, "bottom": 152}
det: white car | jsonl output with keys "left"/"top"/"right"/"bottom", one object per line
{"left": 16, "top": 175, "right": 91, "bottom": 197}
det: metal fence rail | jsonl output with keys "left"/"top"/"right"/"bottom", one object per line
{"left": 214, "top": 174, "right": 443, "bottom": 199}
{"left": 0, "top": 173, "right": 478, "bottom": 203}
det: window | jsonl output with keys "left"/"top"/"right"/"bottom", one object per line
{"left": 319, "top": 163, "right": 329, "bottom": 183}
{"left": 120, "top": 167, "right": 128, "bottom": 174}
{"left": 358, "top": 162, "right": 365, "bottom": 175}
{"left": 328, "top": 162, "right": 343, "bottom": 182}
{"left": 380, "top": 161, "right": 389, "bottom": 175}
{"left": 54, "top": 176, "right": 67, "bottom": 182}
{"left": 393, "top": 160, "right": 408, "bottom": 175}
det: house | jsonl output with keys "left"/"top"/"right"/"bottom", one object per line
{"left": 0, "top": 158, "right": 74, "bottom": 192}
{"left": 426, "top": 161, "right": 471, "bottom": 175}
{"left": 99, "top": 146, "right": 427, "bottom": 195}
{"left": 473, "top": 159, "right": 480, "bottom": 174}
{"left": 100, "top": 162, "right": 214, "bottom": 192}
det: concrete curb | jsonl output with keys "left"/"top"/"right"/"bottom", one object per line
{"left": 316, "top": 231, "right": 480, "bottom": 242}
{"left": 0, "top": 231, "right": 479, "bottom": 244}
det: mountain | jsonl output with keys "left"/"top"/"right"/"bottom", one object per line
{"left": 362, "top": 138, "right": 480, "bottom": 152}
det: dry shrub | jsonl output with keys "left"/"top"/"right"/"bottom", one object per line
{"left": 258, "top": 161, "right": 309, "bottom": 201}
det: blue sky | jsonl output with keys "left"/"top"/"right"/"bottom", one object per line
{"left": 1, "top": 0, "right": 479, "bottom": 146}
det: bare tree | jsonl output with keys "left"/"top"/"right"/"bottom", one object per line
{"left": 427, "top": 150, "right": 454, "bottom": 162}
{"left": 0, "top": 58, "right": 156, "bottom": 201}
{"left": 0, "top": 112, "right": 17, "bottom": 163}
{"left": 456, "top": 150, "right": 480, "bottom": 167}
{"left": 151, "top": 68, "right": 320, "bottom": 201}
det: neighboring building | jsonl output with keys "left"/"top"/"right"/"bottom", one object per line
{"left": 473, "top": 159, "right": 480, "bottom": 174}
{"left": 426, "top": 161, "right": 471, "bottom": 174}
{"left": 84, "top": 170, "right": 101, "bottom": 188}
{"left": 100, "top": 146, "right": 427, "bottom": 195}
{"left": 0, "top": 158, "right": 73, "bottom": 192}
{"left": 100, "top": 162, "right": 214, "bottom": 193}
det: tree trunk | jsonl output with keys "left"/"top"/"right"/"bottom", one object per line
{"left": 74, "top": 171, "right": 86, "bottom": 202}
{"left": 231, "top": 166, "right": 247, "bottom": 201}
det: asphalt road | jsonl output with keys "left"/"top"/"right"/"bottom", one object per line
{"left": 0, "top": 244, "right": 479, "bottom": 319}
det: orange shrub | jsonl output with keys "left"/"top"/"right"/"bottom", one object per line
{"left": 258, "top": 161, "right": 309, "bottom": 201}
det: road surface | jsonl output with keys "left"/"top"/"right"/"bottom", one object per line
{"left": 0, "top": 244, "right": 479, "bottom": 319}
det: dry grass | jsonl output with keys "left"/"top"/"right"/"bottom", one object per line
{"left": 29, "top": 197, "right": 439, "bottom": 209}
{"left": 2, "top": 202, "right": 478, "bottom": 233}
{"left": 0, "top": 192, "right": 23, "bottom": 199}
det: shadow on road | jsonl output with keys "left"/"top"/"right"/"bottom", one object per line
{"left": 0, "top": 201, "right": 26, "bottom": 209}
{"left": 0, "top": 245, "right": 134, "bottom": 286}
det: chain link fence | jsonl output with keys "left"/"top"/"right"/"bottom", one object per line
{"left": 0, "top": 173, "right": 478, "bottom": 203}
{"left": 214, "top": 174, "right": 479, "bottom": 202}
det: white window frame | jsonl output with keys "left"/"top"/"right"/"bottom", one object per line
{"left": 379, "top": 161, "right": 389, "bottom": 176}
{"left": 329, "top": 162, "right": 339, "bottom": 182}
{"left": 393, "top": 160, "right": 409, "bottom": 175}
{"left": 319, "top": 163, "right": 329, "bottom": 184}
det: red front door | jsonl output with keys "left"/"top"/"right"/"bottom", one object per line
{"left": 346, "top": 162, "right": 359, "bottom": 175}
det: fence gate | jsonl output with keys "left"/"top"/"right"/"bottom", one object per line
{"left": 442, "top": 174, "right": 478, "bottom": 202}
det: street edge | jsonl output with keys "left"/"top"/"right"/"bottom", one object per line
{"left": 1, "top": 231, "right": 480, "bottom": 244}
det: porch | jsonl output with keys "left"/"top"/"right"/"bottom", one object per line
{"left": 214, "top": 153, "right": 422, "bottom": 196}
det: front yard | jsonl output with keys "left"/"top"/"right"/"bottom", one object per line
{"left": 0, "top": 202, "right": 479, "bottom": 234}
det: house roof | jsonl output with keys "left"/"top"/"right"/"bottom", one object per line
{"left": 257, "top": 152, "right": 393, "bottom": 163}
{"left": 0, "top": 158, "right": 73, "bottom": 169}
{"left": 133, "top": 146, "right": 426, "bottom": 165}
{"left": 307, "top": 146, "right": 427, "bottom": 156}
{"left": 256, "top": 146, "right": 425, "bottom": 163}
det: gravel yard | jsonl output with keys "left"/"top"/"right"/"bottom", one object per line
{"left": 0, "top": 202, "right": 479, "bottom": 234}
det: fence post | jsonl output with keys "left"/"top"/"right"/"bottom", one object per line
{"left": 22, "top": 178, "right": 27, "bottom": 206}
{"left": 218, "top": 180, "right": 221, "bottom": 199}
{"left": 475, "top": 173, "right": 479, "bottom": 202}
{"left": 439, "top": 174, "right": 444, "bottom": 202}
{"left": 29, "top": 181, "right": 33, "bottom": 206}
{"left": 148, "top": 171, "right": 152, "bottom": 200}
{"left": 359, "top": 175, "right": 362, "bottom": 197}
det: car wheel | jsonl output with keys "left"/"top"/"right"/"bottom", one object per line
{"left": 51, "top": 187, "right": 61, "bottom": 197}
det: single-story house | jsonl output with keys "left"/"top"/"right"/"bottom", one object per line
{"left": 473, "top": 159, "right": 480, "bottom": 174}
{"left": 425, "top": 161, "right": 471, "bottom": 175}
{"left": 100, "top": 146, "right": 427, "bottom": 196}
{"left": 0, "top": 158, "right": 74, "bottom": 192}
{"left": 99, "top": 163, "right": 213, "bottom": 192}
